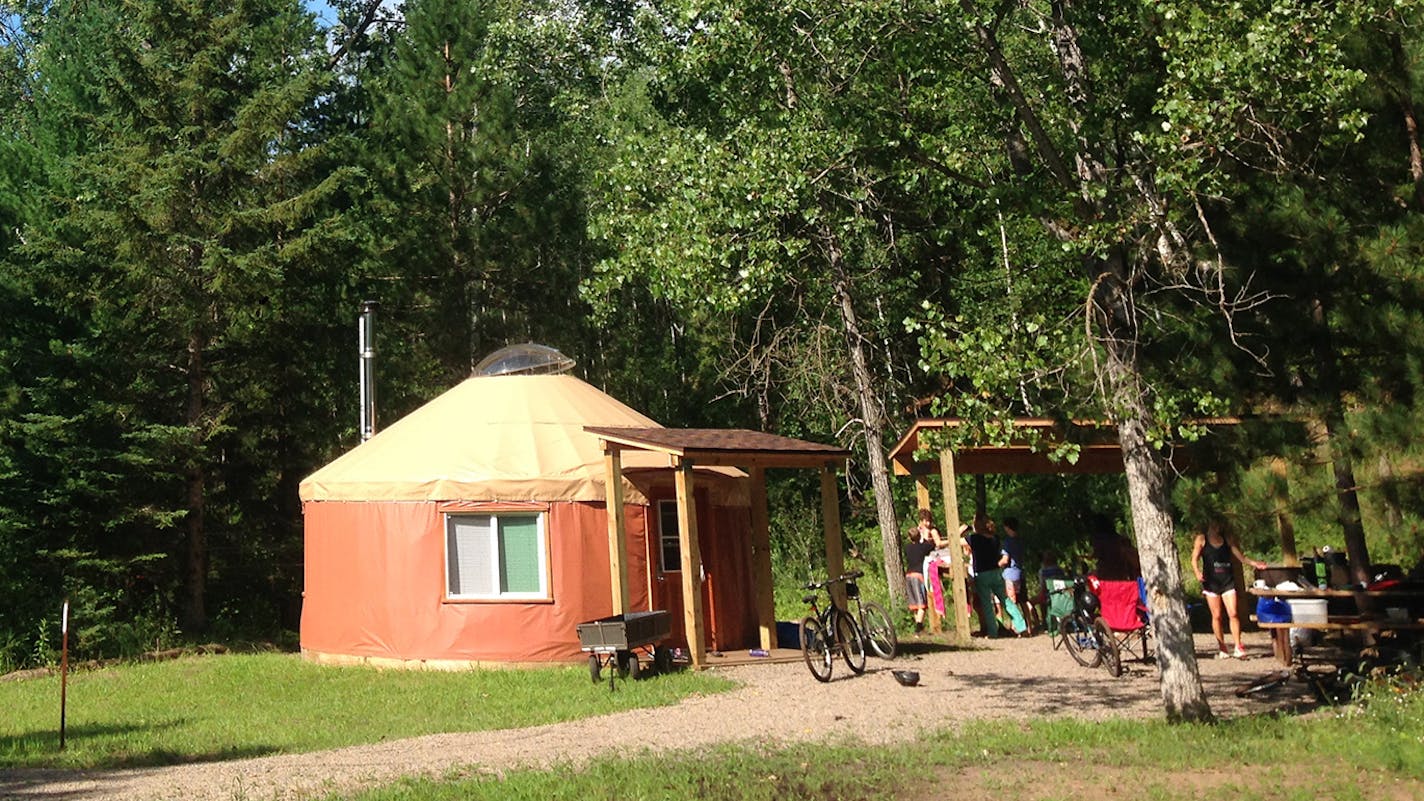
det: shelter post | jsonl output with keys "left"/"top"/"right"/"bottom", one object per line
{"left": 1270, "top": 458, "right": 1299, "bottom": 566}
{"left": 748, "top": 467, "right": 776, "bottom": 651}
{"left": 675, "top": 460, "right": 707, "bottom": 669}
{"left": 939, "top": 449, "right": 970, "bottom": 646}
{"left": 603, "top": 448, "right": 631, "bottom": 615}
{"left": 820, "top": 467, "right": 847, "bottom": 608}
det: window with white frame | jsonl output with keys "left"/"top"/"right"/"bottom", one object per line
{"left": 445, "top": 512, "right": 548, "bottom": 600}
{"left": 657, "top": 500, "right": 681, "bottom": 572}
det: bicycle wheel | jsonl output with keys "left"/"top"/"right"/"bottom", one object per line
{"left": 1062, "top": 615, "right": 1103, "bottom": 668}
{"left": 800, "top": 616, "right": 833, "bottom": 682}
{"left": 835, "top": 611, "right": 867, "bottom": 674}
{"left": 860, "top": 602, "right": 898, "bottom": 660}
{"left": 1095, "top": 618, "right": 1122, "bottom": 676}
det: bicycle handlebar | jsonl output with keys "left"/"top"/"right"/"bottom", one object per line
{"left": 803, "top": 569, "right": 865, "bottom": 591}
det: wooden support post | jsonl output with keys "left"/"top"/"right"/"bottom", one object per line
{"left": 820, "top": 466, "right": 846, "bottom": 609}
{"left": 603, "top": 449, "right": 630, "bottom": 615}
{"left": 915, "top": 476, "right": 931, "bottom": 517}
{"left": 675, "top": 460, "right": 706, "bottom": 669}
{"left": 1271, "top": 458, "right": 1299, "bottom": 566}
{"left": 940, "top": 449, "right": 970, "bottom": 646}
{"left": 748, "top": 466, "right": 776, "bottom": 651}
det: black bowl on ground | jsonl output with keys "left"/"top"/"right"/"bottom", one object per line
{"left": 891, "top": 669, "right": 920, "bottom": 687}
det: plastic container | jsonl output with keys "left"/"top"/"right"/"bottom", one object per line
{"left": 1255, "top": 597, "right": 1292, "bottom": 623}
{"left": 1288, "top": 598, "right": 1328, "bottom": 624}
{"left": 775, "top": 620, "right": 801, "bottom": 649}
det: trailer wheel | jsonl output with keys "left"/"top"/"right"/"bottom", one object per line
{"left": 653, "top": 646, "right": 674, "bottom": 674}
{"left": 588, "top": 654, "right": 602, "bottom": 684}
{"left": 625, "top": 653, "right": 641, "bottom": 680}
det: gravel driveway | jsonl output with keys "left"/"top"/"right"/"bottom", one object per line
{"left": 0, "top": 632, "right": 1310, "bottom": 801}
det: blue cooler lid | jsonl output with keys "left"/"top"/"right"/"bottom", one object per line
{"left": 1256, "top": 597, "right": 1292, "bottom": 624}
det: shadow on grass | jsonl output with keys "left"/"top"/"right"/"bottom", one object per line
{"left": 0, "top": 719, "right": 282, "bottom": 771}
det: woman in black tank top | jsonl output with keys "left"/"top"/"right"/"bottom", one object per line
{"left": 1191, "top": 519, "right": 1267, "bottom": 659}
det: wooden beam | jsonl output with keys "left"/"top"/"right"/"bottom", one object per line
{"left": 915, "top": 476, "right": 931, "bottom": 515}
{"left": 678, "top": 453, "right": 848, "bottom": 470}
{"left": 820, "top": 467, "right": 846, "bottom": 608}
{"left": 604, "top": 450, "right": 630, "bottom": 615}
{"left": 675, "top": 460, "right": 706, "bottom": 670}
{"left": 748, "top": 466, "right": 776, "bottom": 651}
{"left": 940, "top": 449, "right": 970, "bottom": 646}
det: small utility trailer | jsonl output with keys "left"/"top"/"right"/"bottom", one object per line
{"left": 576, "top": 610, "right": 673, "bottom": 689}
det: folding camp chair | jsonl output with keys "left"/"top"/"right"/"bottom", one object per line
{"left": 1095, "top": 578, "right": 1152, "bottom": 676}
{"left": 1044, "top": 577, "right": 1075, "bottom": 637}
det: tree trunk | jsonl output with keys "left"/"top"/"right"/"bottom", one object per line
{"left": 825, "top": 228, "right": 904, "bottom": 606}
{"left": 182, "top": 329, "right": 208, "bottom": 633}
{"left": 1309, "top": 298, "right": 1372, "bottom": 582}
{"left": 1378, "top": 454, "right": 1404, "bottom": 530}
{"left": 1097, "top": 259, "right": 1213, "bottom": 723}
{"left": 1323, "top": 416, "right": 1372, "bottom": 583}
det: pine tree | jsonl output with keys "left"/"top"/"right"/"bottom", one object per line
{"left": 6, "top": 0, "right": 346, "bottom": 636}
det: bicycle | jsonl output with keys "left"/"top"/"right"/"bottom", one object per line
{"left": 800, "top": 572, "right": 868, "bottom": 681}
{"left": 843, "top": 569, "right": 897, "bottom": 660}
{"left": 1047, "top": 574, "right": 1109, "bottom": 669}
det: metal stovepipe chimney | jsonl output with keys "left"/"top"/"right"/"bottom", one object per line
{"left": 358, "top": 300, "right": 379, "bottom": 442}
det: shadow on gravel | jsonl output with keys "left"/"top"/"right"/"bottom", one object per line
{"left": 893, "top": 639, "right": 986, "bottom": 658}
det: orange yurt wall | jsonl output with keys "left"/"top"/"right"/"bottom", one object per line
{"left": 300, "top": 500, "right": 654, "bottom": 665}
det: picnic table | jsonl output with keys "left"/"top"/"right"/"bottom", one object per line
{"left": 1248, "top": 586, "right": 1424, "bottom": 667}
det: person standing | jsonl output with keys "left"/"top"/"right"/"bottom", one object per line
{"left": 1001, "top": 517, "right": 1037, "bottom": 633}
{"left": 903, "top": 526, "right": 935, "bottom": 631}
{"left": 967, "top": 512, "right": 1027, "bottom": 637}
{"left": 1192, "top": 519, "right": 1267, "bottom": 659}
{"left": 916, "top": 508, "right": 948, "bottom": 549}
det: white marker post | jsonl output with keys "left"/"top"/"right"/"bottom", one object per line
{"left": 60, "top": 599, "right": 69, "bottom": 750}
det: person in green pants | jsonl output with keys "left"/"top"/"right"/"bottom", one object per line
{"left": 967, "top": 513, "right": 1027, "bottom": 637}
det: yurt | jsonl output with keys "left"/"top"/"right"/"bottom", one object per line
{"left": 298, "top": 345, "right": 758, "bottom": 668}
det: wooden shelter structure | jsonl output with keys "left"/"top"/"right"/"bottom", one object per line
{"left": 588, "top": 427, "right": 851, "bottom": 670}
{"left": 887, "top": 418, "right": 1252, "bottom": 644}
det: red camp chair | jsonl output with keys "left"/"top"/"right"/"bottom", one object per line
{"left": 1094, "top": 578, "right": 1152, "bottom": 677}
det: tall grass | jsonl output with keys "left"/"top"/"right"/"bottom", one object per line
{"left": 0, "top": 653, "right": 734, "bottom": 770}
{"left": 331, "top": 677, "right": 1424, "bottom": 801}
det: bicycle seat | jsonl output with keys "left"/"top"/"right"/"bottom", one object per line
{"left": 802, "top": 593, "right": 817, "bottom": 604}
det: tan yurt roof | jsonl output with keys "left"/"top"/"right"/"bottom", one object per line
{"left": 299, "top": 374, "right": 700, "bottom": 503}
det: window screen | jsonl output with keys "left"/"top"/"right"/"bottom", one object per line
{"left": 446, "top": 513, "right": 547, "bottom": 599}
{"left": 657, "top": 500, "right": 681, "bottom": 572}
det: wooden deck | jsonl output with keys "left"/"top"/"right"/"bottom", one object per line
{"left": 696, "top": 647, "right": 804, "bottom": 667}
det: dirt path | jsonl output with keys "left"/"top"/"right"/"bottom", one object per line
{"left": 0, "top": 633, "right": 1321, "bottom": 801}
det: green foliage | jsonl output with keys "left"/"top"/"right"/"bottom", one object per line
{"left": 2, "top": 0, "right": 1424, "bottom": 679}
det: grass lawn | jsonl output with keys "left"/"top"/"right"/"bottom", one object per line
{"left": 0, "top": 652, "right": 735, "bottom": 770}
{"left": 330, "top": 681, "right": 1424, "bottom": 801}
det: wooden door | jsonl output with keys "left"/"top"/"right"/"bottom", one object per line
{"left": 648, "top": 494, "right": 717, "bottom": 651}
